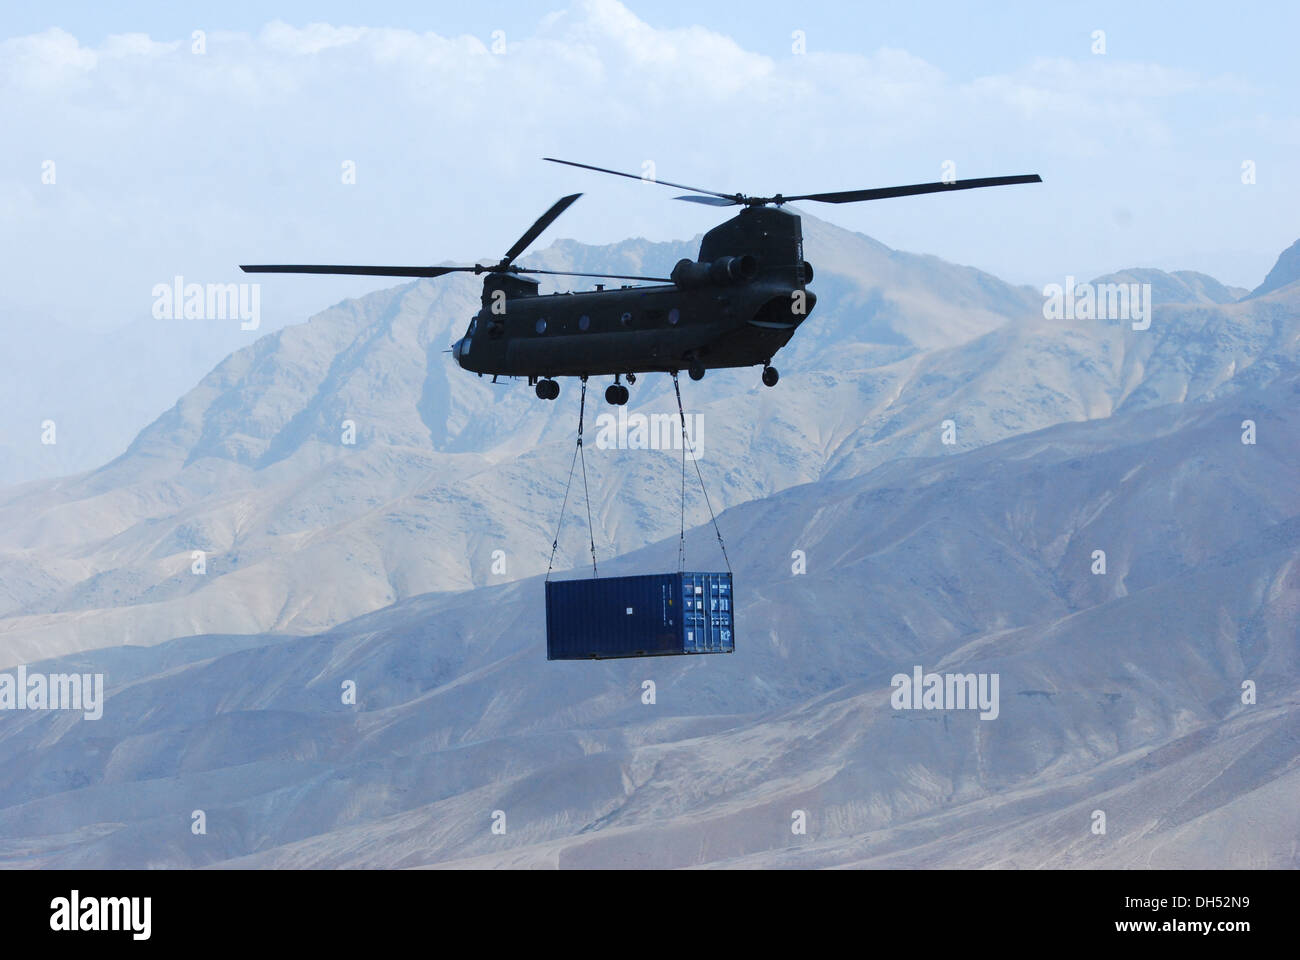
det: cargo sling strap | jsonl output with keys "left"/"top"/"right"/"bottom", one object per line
{"left": 546, "top": 377, "right": 599, "bottom": 581}
{"left": 672, "top": 373, "right": 732, "bottom": 574}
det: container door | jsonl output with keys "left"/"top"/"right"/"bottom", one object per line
{"left": 701, "top": 574, "right": 733, "bottom": 652}
{"left": 713, "top": 575, "right": 734, "bottom": 652}
{"left": 681, "top": 573, "right": 706, "bottom": 653}
{"left": 680, "top": 573, "right": 734, "bottom": 653}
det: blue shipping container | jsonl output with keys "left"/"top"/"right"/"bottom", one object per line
{"left": 546, "top": 572, "right": 734, "bottom": 660}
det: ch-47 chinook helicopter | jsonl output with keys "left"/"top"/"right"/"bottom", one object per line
{"left": 242, "top": 158, "right": 1041, "bottom": 406}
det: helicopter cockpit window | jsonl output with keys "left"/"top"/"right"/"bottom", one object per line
{"left": 579, "top": 314, "right": 590, "bottom": 331}
{"left": 467, "top": 318, "right": 477, "bottom": 336}
{"left": 535, "top": 318, "right": 547, "bottom": 334}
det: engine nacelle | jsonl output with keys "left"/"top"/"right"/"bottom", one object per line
{"left": 671, "top": 255, "right": 758, "bottom": 289}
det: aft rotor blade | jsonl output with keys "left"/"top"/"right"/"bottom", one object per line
{"left": 787, "top": 174, "right": 1042, "bottom": 204}
{"left": 674, "top": 194, "right": 741, "bottom": 206}
{"left": 240, "top": 264, "right": 472, "bottom": 277}
{"left": 544, "top": 157, "right": 741, "bottom": 203}
{"left": 500, "top": 193, "right": 582, "bottom": 267}
{"left": 515, "top": 267, "right": 672, "bottom": 282}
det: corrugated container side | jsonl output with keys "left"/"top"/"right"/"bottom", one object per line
{"left": 546, "top": 572, "right": 734, "bottom": 660}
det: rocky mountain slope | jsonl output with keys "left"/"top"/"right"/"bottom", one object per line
{"left": 0, "top": 224, "right": 1295, "bottom": 671}
{"left": 1247, "top": 238, "right": 1300, "bottom": 299}
{"left": 0, "top": 371, "right": 1293, "bottom": 868}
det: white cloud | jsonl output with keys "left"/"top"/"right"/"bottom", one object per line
{"left": 0, "top": 0, "right": 1292, "bottom": 491}
{"left": 0, "top": 27, "right": 97, "bottom": 88}
{"left": 101, "top": 33, "right": 181, "bottom": 60}
{"left": 259, "top": 21, "right": 370, "bottom": 56}
{"left": 0, "top": 0, "right": 1289, "bottom": 339}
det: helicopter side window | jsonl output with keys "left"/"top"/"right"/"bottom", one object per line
{"left": 535, "top": 318, "right": 547, "bottom": 334}
{"left": 668, "top": 308, "right": 680, "bottom": 325}
{"left": 579, "top": 314, "right": 590, "bottom": 331}
{"left": 620, "top": 311, "right": 632, "bottom": 327}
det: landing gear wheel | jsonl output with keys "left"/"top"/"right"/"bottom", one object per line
{"left": 762, "top": 366, "right": 779, "bottom": 387}
{"left": 536, "top": 379, "right": 559, "bottom": 400}
{"left": 605, "top": 384, "right": 629, "bottom": 405}
{"left": 688, "top": 364, "right": 706, "bottom": 381}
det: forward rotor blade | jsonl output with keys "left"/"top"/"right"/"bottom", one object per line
{"left": 500, "top": 193, "right": 582, "bottom": 267}
{"left": 544, "top": 157, "right": 740, "bottom": 203}
{"left": 240, "top": 264, "right": 472, "bottom": 277}
{"left": 787, "top": 174, "right": 1042, "bottom": 204}
{"left": 674, "top": 194, "right": 741, "bottom": 206}
{"left": 240, "top": 263, "right": 670, "bottom": 283}
{"left": 515, "top": 267, "right": 672, "bottom": 282}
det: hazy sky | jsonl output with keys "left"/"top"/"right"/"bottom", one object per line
{"left": 3, "top": 0, "right": 1297, "bottom": 335}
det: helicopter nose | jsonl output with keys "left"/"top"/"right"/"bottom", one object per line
{"left": 449, "top": 339, "right": 463, "bottom": 364}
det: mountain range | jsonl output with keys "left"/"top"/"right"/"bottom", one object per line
{"left": 1, "top": 214, "right": 1296, "bottom": 668}
{"left": 0, "top": 368, "right": 1294, "bottom": 868}
{"left": 0, "top": 218, "right": 1297, "bottom": 867}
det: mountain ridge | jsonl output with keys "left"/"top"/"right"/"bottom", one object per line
{"left": 1, "top": 222, "right": 1296, "bottom": 667}
{"left": 1247, "top": 237, "right": 1300, "bottom": 299}
{"left": 1, "top": 370, "right": 1293, "bottom": 868}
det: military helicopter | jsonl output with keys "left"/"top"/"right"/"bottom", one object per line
{"left": 242, "top": 158, "right": 1040, "bottom": 405}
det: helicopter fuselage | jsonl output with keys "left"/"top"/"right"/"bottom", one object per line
{"left": 243, "top": 157, "right": 1039, "bottom": 400}
{"left": 452, "top": 205, "right": 816, "bottom": 380}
